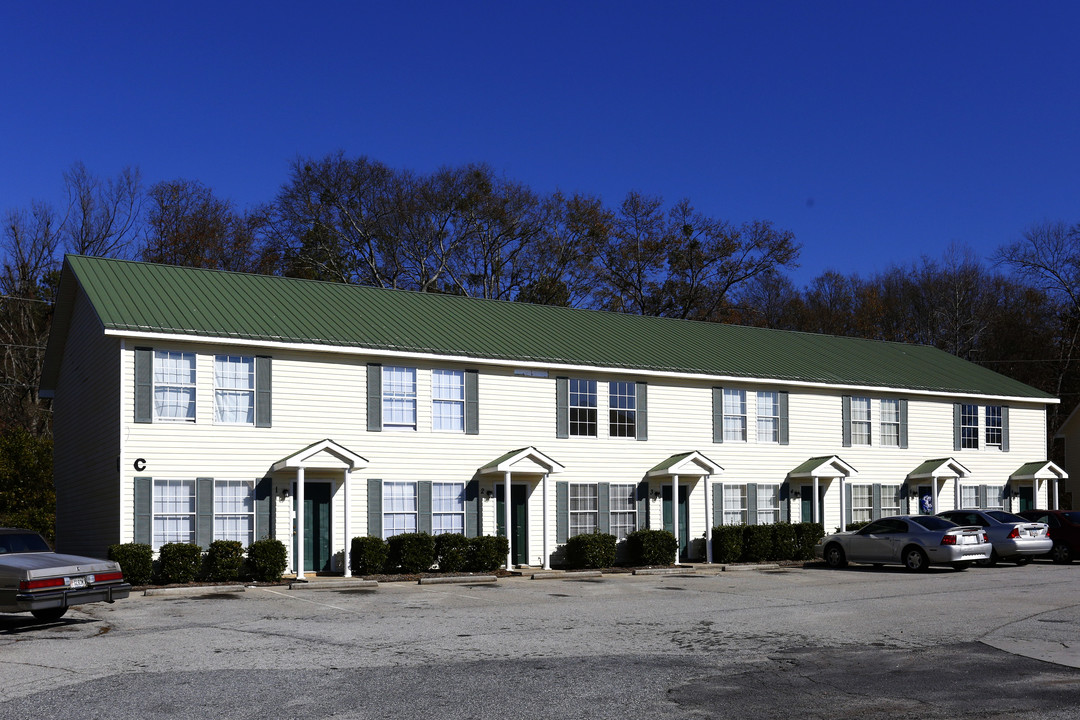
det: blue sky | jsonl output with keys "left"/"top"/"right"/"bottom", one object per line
{"left": 1, "top": 2, "right": 1077, "bottom": 285}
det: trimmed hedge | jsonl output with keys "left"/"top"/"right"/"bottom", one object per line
{"left": 202, "top": 540, "right": 245, "bottom": 582}
{"left": 351, "top": 536, "right": 390, "bottom": 575}
{"left": 625, "top": 529, "right": 679, "bottom": 566}
{"left": 795, "top": 522, "right": 824, "bottom": 561}
{"left": 247, "top": 538, "right": 288, "bottom": 582}
{"left": 156, "top": 542, "right": 202, "bottom": 584}
{"left": 712, "top": 522, "right": 825, "bottom": 563}
{"left": 712, "top": 525, "right": 743, "bottom": 563}
{"left": 435, "top": 533, "right": 471, "bottom": 573}
{"left": 386, "top": 532, "right": 436, "bottom": 574}
{"left": 772, "top": 522, "right": 797, "bottom": 561}
{"left": 107, "top": 543, "right": 153, "bottom": 585}
{"left": 741, "top": 525, "right": 773, "bottom": 562}
{"left": 565, "top": 532, "right": 616, "bottom": 569}
{"left": 468, "top": 535, "right": 509, "bottom": 572}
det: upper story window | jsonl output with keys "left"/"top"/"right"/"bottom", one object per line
{"left": 609, "top": 381, "right": 637, "bottom": 438}
{"left": 960, "top": 404, "right": 979, "bottom": 449}
{"left": 880, "top": 399, "right": 900, "bottom": 447}
{"left": 609, "top": 483, "right": 637, "bottom": 540}
{"left": 985, "top": 405, "right": 1003, "bottom": 448}
{"left": 569, "top": 379, "right": 597, "bottom": 437}
{"left": 383, "top": 481, "right": 417, "bottom": 538}
{"left": 153, "top": 351, "right": 196, "bottom": 422}
{"left": 569, "top": 483, "right": 598, "bottom": 536}
{"left": 850, "top": 397, "right": 871, "bottom": 446}
{"left": 432, "top": 369, "right": 465, "bottom": 432}
{"left": 214, "top": 355, "right": 255, "bottom": 424}
{"left": 432, "top": 482, "right": 465, "bottom": 534}
{"left": 723, "top": 389, "right": 747, "bottom": 442}
{"left": 214, "top": 479, "right": 254, "bottom": 546}
{"left": 756, "top": 392, "right": 779, "bottom": 443}
{"left": 383, "top": 366, "right": 417, "bottom": 430}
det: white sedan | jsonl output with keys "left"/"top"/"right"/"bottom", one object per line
{"left": 815, "top": 515, "right": 991, "bottom": 572}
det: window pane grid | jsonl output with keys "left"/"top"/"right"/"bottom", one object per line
{"left": 851, "top": 484, "right": 873, "bottom": 523}
{"left": 609, "top": 483, "right": 637, "bottom": 540}
{"left": 383, "top": 367, "right": 417, "bottom": 429}
{"left": 608, "top": 382, "right": 637, "bottom": 438}
{"left": 756, "top": 391, "right": 779, "bottom": 443}
{"left": 757, "top": 483, "right": 780, "bottom": 524}
{"left": 383, "top": 481, "right": 417, "bottom": 538}
{"left": 880, "top": 485, "right": 901, "bottom": 516}
{"left": 722, "top": 484, "right": 747, "bottom": 525}
{"left": 154, "top": 351, "right": 196, "bottom": 421}
{"left": 961, "top": 404, "right": 979, "bottom": 449}
{"left": 432, "top": 482, "right": 465, "bottom": 535}
{"left": 433, "top": 369, "right": 465, "bottom": 432}
{"left": 851, "top": 397, "right": 871, "bottom": 446}
{"left": 569, "top": 483, "right": 598, "bottom": 536}
{"left": 153, "top": 479, "right": 195, "bottom": 549}
{"left": 880, "top": 399, "right": 900, "bottom": 447}
{"left": 215, "top": 355, "right": 254, "bottom": 424}
{"left": 985, "top": 405, "right": 1002, "bottom": 447}
{"left": 569, "top": 379, "right": 597, "bottom": 437}
{"left": 723, "top": 389, "right": 747, "bottom": 442}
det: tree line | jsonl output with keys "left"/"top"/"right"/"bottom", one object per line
{"left": 2, "top": 154, "right": 1077, "bottom": 533}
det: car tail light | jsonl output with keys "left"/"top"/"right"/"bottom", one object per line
{"left": 982, "top": 533, "right": 989, "bottom": 543}
{"left": 941, "top": 534, "right": 957, "bottom": 545}
{"left": 1008, "top": 527, "right": 1020, "bottom": 539}
{"left": 92, "top": 572, "right": 124, "bottom": 583}
{"left": 18, "top": 577, "right": 66, "bottom": 591}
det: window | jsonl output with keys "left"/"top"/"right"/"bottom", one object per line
{"left": 880, "top": 485, "right": 902, "bottom": 517}
{"left": 756, "top": 392, "right": 779, "bottom": 443}
{"left": 153, "top": 479, "right": 195, "bottom": 549}
{"left": 880, "top": 399, "right": 900, "bottom": 447}
{"left": 961, "top": 485, "right": 979, "bottom": 509}
{"left": 609, "top": 382, "right": 637, "bottom": 438}
{"left": 609, "top": 483, "right": 637, "bottom": 540}
{"left": 432, "top": 482, "right": 465, "bottom": 534}
{"left": 383, "top": 367, "right": 417, "bottom": 430}
{"left": 569, "top": 379, "right": 597, "bottom": 437}
{"left": 851, "top": 484, "right": 873, "bottom": 523}
{"left": 757, "top": 484, "right": 780, "bottom": 524}
{"left": 985, "top": 405, "right": 1003, "bottom": 448}
{"left": 723, "top": 389, "right": 747, "bottom": 442}
{"left": 214, "top": 479, "right": 254, "bottom": 546}
{"left": 383, "top": 481, "right": 417, "bottom": 538}
{"left": 985, "top": 486, "right": 1005, "bottom": 511}
{"left": 432, "top": 370, "right": 465, "bottom": 432}
{"left": 850, "top": 397, "right": 871, "bottom": 446}
{"left": 722, "top": 484, "right": 747, "bottom": 525}
{"left": 154, "top": 351, "right": 196, "bottom": 421}
{"left": 960, "top": 404, "right": 979, "bottom": 449}
{"left": 214, "top": 355, "right": 254, "bottom": 424}
{"left": 569, "top": 484, "right": 598, "bottom": 536}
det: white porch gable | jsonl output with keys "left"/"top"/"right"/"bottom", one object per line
{"left": 648, "top": 451, "right": 723, "bottom": 565}
{"left": 789, "top": 455, "right": 857, "bottom": 479}
{"left": 907, "top": 457, "right": 970, "bottom": 480}
{"left": 479, "top": 447, "right": 564, "bottom": 570}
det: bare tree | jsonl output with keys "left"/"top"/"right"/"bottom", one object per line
{"left": 62, "top": 162, "right": 142, "bottom": 258}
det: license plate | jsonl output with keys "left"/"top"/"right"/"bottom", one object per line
{"left": 961, "top": 535, "right": 977, "bottom": 544}
{"left": 69, "top": 577, "right": 86, "bottom": 589}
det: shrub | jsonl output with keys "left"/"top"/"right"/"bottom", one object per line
{"left": 712, "top": 525, "right": 743, "bottom": 563}
{"left": 351, "top": 536, "right": 389, "bottom": 575}
{"left": 794, "top": 522, "right": 824, "bottom": 561}
{"left": 845, "top": 521, "right": 870, "bottom": 532}
{"left": 386, "top": 532, "right": 435, "bottom": 574}
{"left": 156, "top": 542, "right": 202, "bottom": 584}
{"left": 565, "top": 532, "right": 616, "bottom": 569}
{"left": 468, "top": 535, "right": 509, "bottom": 572}
{"left": 107, "top": 543, "right": 153, "bottom": 585}
{"left": 772, "top": 523, "right": 797, "bottom": 561}
{"left": 247, "top": 538, "right": 288, "bottom": 582}
{"left": 741, "top": 525, "right": 774, "bottom": 562}
{"left": 625, "top": 529, "right": 679, "bottom": 566}
{"left": 202, "top": 540, "right": 245, "bottom": 582}
{"left": 434, "top": 533, "right": 471, "bottom": 573}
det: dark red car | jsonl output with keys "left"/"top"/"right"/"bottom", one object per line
{"left": 1017, "top": 510, "right": 1080, "bottom": 564}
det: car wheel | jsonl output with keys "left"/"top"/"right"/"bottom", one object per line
{"left": 824, "top": 543, "right": 847, "bottom": 568}
{"left": 903, "top": 546, "right": 929, "bottom": 572}
{"left": 30, "top": 607, "right": 68, "bottom": 622}
{"left": 951, "top": 561, "right": 971, "bottom": 571}
{"left": 1051, "top": 543, "right": 1073, "bottom": 564}
{"left": 977, "top": 550, "right": 999, "bottom": 568}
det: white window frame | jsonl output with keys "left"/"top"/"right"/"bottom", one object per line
{"left": 756, "top": 391, "right": 779, "bottom": 443}
{"left": 383, "top": 366, "right": 417, "bottom": 430}
{"left": 723, "top": 389, "right": 747, "bottom": 442}
{"left": 569, "top": 483, "right": 598, "bottom": 536}
{"left": 153, "top": 350, "right": 196, "bottom": 422}
{"left": 722, "top": 484, "right": 747, "bottom": 525}
{"left": 985, "top": 486, "right": 1005, "bottom": 511}
{"left": 850, "top": 397, "right": 871, "bottom": 446}
{"left": 432, "top": 369, "right": 465, "bottom": 433}
{"left": 569, "top": 379, "right": 598, "bottom": 437}
{"left": 985, "top": 405, "right": 1003, "bottom": 448}
{"left": 609, "top": 483, "right": 637, "bottom": 541}
{"left": 880, "top": 484, "right": 902, "bottom": 517}
{"left": 851, "top": 484, "right": 873, "bottom": 523}
{"left": 960, "top": 404, "right": 979, "bottom": 449}
{"left": 383, "top": 481, "right": 417, "bottom": 538}
{"left": 432, "top": 481, "right": 465, "bottom": 535}
{"left": 961, "top": 484, "right": 979, "bottom": 509}
{"left": 214, "top": 479, "right": 254, "bottom": 546}
{"left": 757, "top": 483, "right": 780, "bottom": 525}
{"left": 608, "top": 382, "right": 637, "bottom": 439}
{"left": 214, "top": 355, "right": 255, "bottom": 425}
{"left": 152, "top": 478, "right": 195, "bottom": 550}
{"left": 879, "top": 399, "right": 900, "bottom": 447}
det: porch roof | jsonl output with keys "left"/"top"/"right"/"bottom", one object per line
{"left": 907, "top": 457, "right": 970, "bottom": 480}
{"left": 647, "top": 451, "right": 723, "bottom": 477}
{"left": 479, "top": 446, "right": 565, "bottom": 475}
{"left": 789, "top": 455, "right": 857, "bottom": 478}
{"left": 271, "top": 438, "right": 368, "bottom": 471}
{"left": 1011, "top": 461, "right": 1068, "bottom": 480}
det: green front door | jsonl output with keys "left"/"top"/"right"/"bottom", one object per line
{"left": 662, "top": 485, "right": 689, "bottom": 560}
{"left": 1019, "top": 485, "right": 1035, "bottom": 512}
{"left": 294, "top": 482, "right": 332, "bottom": 573}
{"left": 496, "top": 484, "right": 529, "bottom": 566}
{"left": 801, "top": 485, "right": 825, "bottom": 524}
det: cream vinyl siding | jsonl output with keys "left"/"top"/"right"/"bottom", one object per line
{"left": 52, "top": 288, "right": 122, "bottom": 557}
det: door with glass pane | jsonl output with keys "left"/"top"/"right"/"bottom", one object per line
{"left": 662, "top": 485, "right": 689, "bottom": 560}
{"left": 496, "top": 484, "right": 528, "bottom": 566}
{"left": 293, "top": 482, "right": 332, "bottom": 573}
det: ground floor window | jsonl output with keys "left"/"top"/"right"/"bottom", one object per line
{"left": 985, "top": 486, "right": 1005, "bottom": 511}
{"left": 757, "top": 484, "right": 780, "bottom": 525}
{"left": 153, "top": 478, "right": 195, "bottom": 550}
{"left": 880, "top": 484, "right": 902, "bottom": 516}
{"left": 383, "top": 481, "right": 417, "bottom": 538}
{"left": 569, "top": 483, "right": 598, "bottom": 537}
{"left": 214, "top": 479, "right": 254, "bottom": 546}
{"left": 723, "top": 484, "right": 747, "bottom": 525}
{"left": 609, "top": 483, "right": 637, "bottom": 540}
{"left": 432, "top": 482, "right": 465, "bottom": 535}
{"left": 962, "top": 484, "right": 1006, "bottom": 511}
{"left": 851, "top": 484, "right": 873, "bottom": 523}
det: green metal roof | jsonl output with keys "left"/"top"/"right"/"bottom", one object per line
{"left": 45, "top": 255, "right": 1055, "bottom": 400}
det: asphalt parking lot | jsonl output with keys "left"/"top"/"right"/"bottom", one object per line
{"left": 1, "top": 561, "right": 1079, "bottom": 719}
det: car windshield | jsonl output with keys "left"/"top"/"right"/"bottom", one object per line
{"left": 987, "top": 511, "right": 1027, "bottom": 523}
{"left": 0, "top": 533, "right": 51, "bottom": 554}
{"left": 909, "top": 516, "right": 956, "bottom": 531}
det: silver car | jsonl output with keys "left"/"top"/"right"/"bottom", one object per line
{"left": 815, "top": 515, "right": 991, "bottom": 572}
{"left": 0, "top": 528, "right": 131, "bottom": 622}
{"left": 936, "top": 509, "right": 1052, "bottom": 566}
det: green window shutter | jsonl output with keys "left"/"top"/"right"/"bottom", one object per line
{"left": 953, "top": 403, "right": 961, "bottom": 452}
{"left": 635, "top": 382, "right": 648, "bottom": 441}
{"left": 134, "top": 347, "right": 152, "bottom": 423}
{"left": 778, "top": 391, "right": 789, "bottom": 445}
{"left": 872, "top": 484, "right": 882, "bottom": 520}
{"left": 465, "top": 370, "right": 479, "bottom": 435}
{"left": 844, "top": 483, "right": 853, "bottom": 529}
{"left": 779, "top": 483, "right": 789, "bottom": 523}
{"left": 899, "top": 399, "right": 908, "bottom": 449}
{"left": 134, "top": 476, "right": 152, "bottom": 544}
{"left": 367, "top": 479, "right": 383, "bottom": 538}
{"left": 1001, "top": 406, "right": 1009, "bottom": 452}
{"left": 900, "top": 483, "right": 910, "bottom": 514}
{"left": 255, "top": 356, "right": 272, "bottom": 428}
{"left": 556, "top": 377, "right": 569, "bottom": 439}
{"left": 712, "top": 484, "right": 724, "bottom": 528}
{"left": 597, "top": 483, "right": 610, "bottom": 534}
{"left": 636, "top": 480, "right": 649, "bottom": 530}
{"left": 464, "top": 480, "right": 480, "bottom": 538}
{"left": 747, "top": 484, "right": 758, "bottom": 526}
{"left": 417, "top": 481, "right": 432, "bottom": 534}
{"left": 196, "top": 477, "right": 214, "bottom": 549}
{"left": 841, "top": 396, "right": 852, "bottom": 447}
{"left": 556, "top": 481, "right": 569, "bottom": 542}
{"left": 255, "top": 477, "right": 273, "bottom": 541}
{"left": 979, "top": 485, "right": 988, "bottom": 509}
{"left": 712, "top": 387, "right": 724, "bottom": 443}
{"left": 367, "top": 364, "right": 383, "bottom": 432}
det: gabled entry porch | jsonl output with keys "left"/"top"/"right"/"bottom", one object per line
{"left": 479, "top": 447, "right": 564, "bottom": 570}
{"left": 647, "top": 451, "right": 723, "bottom": 565}
{"left": 789, "top": 455, "right": 857, "bottom": 532}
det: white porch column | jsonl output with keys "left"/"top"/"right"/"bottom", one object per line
{"left": 838, "top": 477, "right": 845, "bottom": 531}
{"left": 542, "top": 472, "right": 550, "bottom": 570}
{"left": 504, "top": 471, "right": 512, "bottom": 570}
{"left": 932, "top": 479, "right": 940, "bottom": 514}
{"left": 296, "top": 467, "right": 305, "bottom": 581}
{"left": 672, "top": 474, "right": 680, "bottom": 566}
{"left": 954, "top": 477, "right": 961, "bottom": 510}
{"left": 812, "top": 477, "right": 820, "bottom": 524}
{"left": 343, "top": 468, "right": 352, "bottom": 578}
{"left": 704, "top": 474, "right": 713, "bottom": 564}
{"left": 1053, "top": 479, "right": 1060, "bottom": 510}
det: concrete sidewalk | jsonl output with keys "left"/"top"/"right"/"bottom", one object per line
{"left": 980, "top": 603, "right": 1080, "bottom": 669}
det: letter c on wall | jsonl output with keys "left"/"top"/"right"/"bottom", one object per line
{"left": 133, "top": 458, "right": 146, "bottom": 472}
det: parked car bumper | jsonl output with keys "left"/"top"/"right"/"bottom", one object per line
{"left": 12, "top": 583, "right": 131, "bottom": 612}
{"left": 995, "top": 537, "right": 1053, "bottom": 558}
{"left": 926, "top": 542, "right": 991, "bottom": 564}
